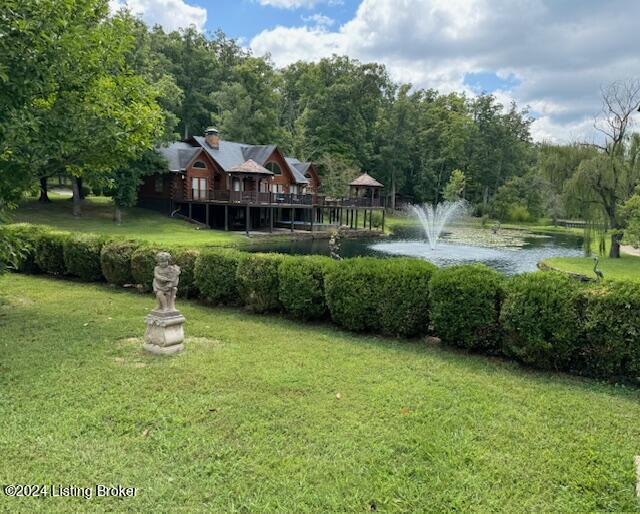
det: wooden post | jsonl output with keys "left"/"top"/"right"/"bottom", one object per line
{"left": 205, "top": 204, "right": 210, "bottom": 227}
{"left": 224, "top": 205, "right": 229, "bottom": 231}
{"left": 291, "top": 208, "right": 294, "bottom": 232}
{"left": 310, "top": 207, "right": 314, "bottom": 232}
{"left": 355, "top": 210, "right": 358, "bottom": 229}
{"left": 245, "top": 205, "right": 250, "bottom": 236}
{"left": 382, "top": 209, "right": 385, "bottom": 232}
{"left": 369, "top": 210, "right": 372, "bottom": 230}
{"left": 188, "top": 202, "right": 192, "bottom": 220}
{"left": 340, "top": 208, "right": 343, "bottom": 226}
{"left": 269, "top": 207, "right": 273, "bottom": 233}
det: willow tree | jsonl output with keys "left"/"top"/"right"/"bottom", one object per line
{"left": 569, "top": 80, "right": 640, "bottom": 257}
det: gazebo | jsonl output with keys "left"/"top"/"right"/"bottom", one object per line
{"left": 349, "top": 172, "right": 384, "bottom": 206}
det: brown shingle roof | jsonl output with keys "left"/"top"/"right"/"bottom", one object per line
{"left": 350, "top": 172, "right": 383, "bottom": 188}
{"left": 227, "top": 159, "right": 274, "bottom": 175}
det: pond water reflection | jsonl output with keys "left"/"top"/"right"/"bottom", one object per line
{"left": 246, "top": 224, "right": 584, "bottom": 275}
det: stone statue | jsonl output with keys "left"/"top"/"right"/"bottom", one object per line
{"left": 153, "top": 251, "right": 180, "bottom": 313}
{"left": 144, "top": 251, "right": 185, "bottom": 355}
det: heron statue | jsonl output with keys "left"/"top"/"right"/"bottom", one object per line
{"left": 593, "top": 256, "right": 604, "bottom": 281}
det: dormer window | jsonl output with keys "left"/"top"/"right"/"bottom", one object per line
{"left": 265, "top": 162, "right": 281, "bottom": 175}
{"left": 193, "top": 161, "right": 207, "bottom": 169}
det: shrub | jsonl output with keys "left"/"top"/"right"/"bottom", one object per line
{"left": 324, "top": 257, "right": 436, "bottom": 336}
{"left": 236, "top": 253, "right": 287, "bottom": 313}
{"left": 501, "top": 272, "right": 583, "bottom": 369}
{"left": 278, "top": 255, "right": 334, "bottom": 320}
{"left": 429, "top": 264, "right": 505, "bottom": 351}
{"left": 131, "top": 246, "right": 161, "bottom": 291}
{"left": 0, "top": 223, "right": 45, "bottom": 273}
{"left": 174, "top": 248, "right": 200, "bottom": 298}
{"left": 34, "top": 230, "right": 69, "bottom": 275}
{"left": 100, "top": 240, "right": 140, "bottom": 286}
{"left": 578, "top": 281, "right": 640, "bottom": 382}
{"left": 194, "top": 249, "right": 244, "bottom": 305}
{"left": 63, "top": 234, "right": 107, "bottom": 281}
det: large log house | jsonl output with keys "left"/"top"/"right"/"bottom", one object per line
{"left": 139, "top": 127, "right": 385, "bottom": 233}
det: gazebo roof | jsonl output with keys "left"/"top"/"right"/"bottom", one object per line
{"left": 227, "top": 159, "right": 273, "bottom": 175}
{"left": 350, "top": 172, "right": 383, "bottom": 188}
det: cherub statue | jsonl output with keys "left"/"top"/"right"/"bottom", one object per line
{"left": 152, "top": 252, "right": 181, "bottom": 313}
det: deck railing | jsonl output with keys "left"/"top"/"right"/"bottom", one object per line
{"left": 187, "top": 189, "right": 380, "bottom": 207}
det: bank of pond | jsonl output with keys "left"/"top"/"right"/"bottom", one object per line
{"left": 2, "top": 223, "right": 639, "bottom": 385}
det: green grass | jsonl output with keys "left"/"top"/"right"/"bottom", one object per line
{"left": 1, "top": 274, "right": 640, "bottom": 512}
{"left": 10, "top": 196, "right": 243, "bottom": 248}
{"left": 542, "top": 254, "right": 640, "bottom": 282}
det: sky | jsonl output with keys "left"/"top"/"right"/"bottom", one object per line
{"left": 109, "top": 0, "right": 640, "bottom": 143}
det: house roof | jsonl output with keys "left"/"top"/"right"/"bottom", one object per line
{"left": 158, "top": 137, "right": 315, "bottom": 186}
{"left": 284, "top": 157, "right": 311, "bottom": 185}
{"left": 350, "top": 172, "right": 384, "bottom": 188}
{"left": 156, "top": 142, "right": 201, "bottom": 172}
{"left": 227, "top": 159, "right": 273, "bottom": 175}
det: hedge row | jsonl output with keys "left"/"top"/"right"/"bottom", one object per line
{"left": 1, "top": 223, "right": 639, "bottom": 383}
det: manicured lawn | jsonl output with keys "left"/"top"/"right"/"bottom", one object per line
{"left": 11, "top": 196, "right": 244, "bottom": 248}
{"left": 542, "top": 254, "right": 640, "bottom": 282}
{"left": 1, "top": 275, "right": 639, "bottom": 512}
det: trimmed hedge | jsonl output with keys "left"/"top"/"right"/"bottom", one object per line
{"left": 236, "top": 253, "right": 287, "bottom": 313}
{"left": 324, "top": 257, "right": 436, "bottom": 336}
{"left": 173, "top": 248, "right": 200, "bottom": 298}
{"left": 63, "top": 234, "right": 107, "bottom": 281}
{"left": 429, "top": 264, "right": 504, "bottom": 351}
{"left": 34, "top": 231, "right": 69, "bottom": 275}
{"left": 0, "top": 223, "right": 45, "bottom": 273}
{"left": 131, "top": 246, "right": 161, "bottom": 291}
{"left": 100, "top": 240, "right": 140, "bottom": 286}
{"left": 278, "top": 255, "right": 334, "bottom": 320}
{"left": 579, "top": 281, "right": 640, "bottom": 382}
{"left": 501, "top": 272, "right": 583, "bottom": 370}
{"left": 194, "top": 249, "right": 244, "bottom": 305}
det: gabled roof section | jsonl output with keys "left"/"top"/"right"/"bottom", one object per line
{"left": 242, "top": 145, "right": 277, "bottom": 165}
{"left": 228, "top": 159, "right": 274, "bottom": 175}
{"left": 156, "top": 142, "right": 200, "bottom": 172}
{"left": 350, "top": 172, "right": 384, "bottom": 188}
{"left": 285, "top": 157, "right": 311, "bottom": 185}
{"left": 192, "top": 136, "right": 247, "bottom": 171}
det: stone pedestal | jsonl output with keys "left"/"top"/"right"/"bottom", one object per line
{"left": 143, "top": 310, "right": 186, "bottom": 355}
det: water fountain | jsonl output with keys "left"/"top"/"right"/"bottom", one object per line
{"left": 408, "top": 200, "right": 468, "bottom": 249}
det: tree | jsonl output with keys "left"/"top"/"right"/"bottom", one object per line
{"left": 442, "top": 169, "right": 467, "bottom": 201}
{"left": 621, "top": 188, "right": 640, "bottom": 247}
{"left": 571, "top": 80, "right": 640, "bottom": 257}
{"left": 107, "top": 151, "right": 167, "bottom": 224}
{"left": 317, "top": 154, "right": 361, "bottom": 199}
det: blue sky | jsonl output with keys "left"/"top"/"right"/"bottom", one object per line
{"left": 111, "top": 0, "right": 640, "bottom": 142}
{"left": 201, "top": 0, "right": 361, "bottom": 41}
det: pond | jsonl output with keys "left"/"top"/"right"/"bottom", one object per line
{"left": 246, "top": 223, "right": 584, "bottom": 275}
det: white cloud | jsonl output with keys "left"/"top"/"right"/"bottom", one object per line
{"left": 251, "top": 0, "right": 640, "bottom": 142}
{"left": 109, "top": 0, "right": 207, "bottom": 32}
{"left": 301, "top": 13, "right": 335, "bottom": 27}
{"left": 257, "top": 0, "right": 340, "bottom": 8}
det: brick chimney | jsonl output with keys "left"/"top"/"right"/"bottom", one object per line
{"left": 204, "top": 127, "right": 220, "bottom": 149}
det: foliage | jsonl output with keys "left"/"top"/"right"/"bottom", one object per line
{"left": 194, "top": 249, "right": 244, "bottom": 305}
{"left": 317, "top": 154, "right": 361, "bottom": 198}
{"left": 0, "top": 223, "right": 45, "bottom": 273}
{"left": 63, "top": 234, "right": 107, "bottom": 281}
{"left": 278, "top": 256, "right": 334, "bottom": 320}
{"left": 429, "top": 265, "right": 505, "bottom": 351}
{"left": 579, "top": 281, "right": 640, "bottom": 382}
{"left": 236, "top": 253, "right": 287, "bottom": 313}
{"left": 442, "top": 169, "right": 467, "bottom": 201}
{"left": 173, "top": 248, "right": 200, "bottom": 298}
{"left": 324, "top": 257, "right": 436, "bottom": 336}
{"left": 621, "top": 187, "right": 640, "bottom": 247}
{"left": 490, "top": 173, "right": 547, "bottom": 222}
{"left": 131, "top": 246, "right": 161, "bottom": 291}
{"left": 501, "top": 272, "right": 583, "bottom": 369}
{"left": 100, "top": 240, "right": 140, "bottom": 286}
{"left": 34, "top": 231, "right": 69, "bottom": 275}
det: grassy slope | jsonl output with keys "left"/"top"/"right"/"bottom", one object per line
{"left": 543, "top": 254, "right": 640, "bottom": 282}
{"left": 10, "top": 196, "right": 243, "bottom": 248}
{"left": 1, "top": 275, "right": 639, "bottom": 512}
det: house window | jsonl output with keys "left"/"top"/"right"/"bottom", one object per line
{"left": 271, "top": 184, "right": 283, "bottom": 193}
{"left": 193, "top": 161, "right": 207, "bottom": 169}
{"left": 232, "top": 178, "right": 242, "bottom": 192}
{"left": 192, "top": 177, "right": 207, "bottom": 200}
{"left": 265, "top": 162, "right": 281, "bottom": 175}
{"left": 154, "top": 175, "right": 164, "bottom": 193}
{"left": 290, "top": 185, "right": 298, "bottom": 194}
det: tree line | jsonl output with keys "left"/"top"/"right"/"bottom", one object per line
{"left": 1, "top": 0, "right": 639, "bottom": 256}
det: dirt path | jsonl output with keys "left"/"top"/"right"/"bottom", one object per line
{"left": 621, "top": 245, "right": 640, "bottom": 257}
